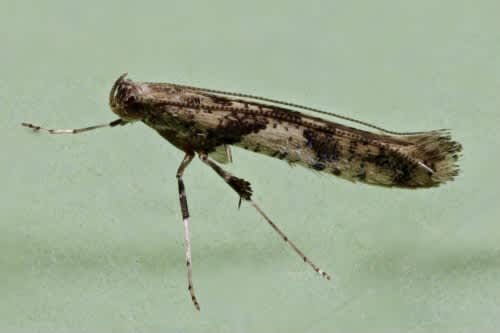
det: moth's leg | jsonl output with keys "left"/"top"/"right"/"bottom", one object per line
{"left": 199, "top": 153, "right": 252, "bottom": 201}
{"left": 198, "top": 153, "right": 330, "bottom": 280}
{"left": 176, "top": 152, "right": 200, "bottom": 310}
{"left": 21, "top": 119, "right": 126, "bottom": 134}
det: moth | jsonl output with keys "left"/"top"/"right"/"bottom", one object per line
{"left": 22, "top": 73, "right": 462, "bottom": 310}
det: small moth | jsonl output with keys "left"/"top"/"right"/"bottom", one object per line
{"left": 23, "top": 73, "right": 462, "bottom": 310}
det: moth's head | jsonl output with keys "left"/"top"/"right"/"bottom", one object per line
{"left": 109, "top": 73, "right": 145, "bottom": 121}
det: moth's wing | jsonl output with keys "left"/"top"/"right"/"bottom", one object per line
{"left": 208, "top": 145, "right": 233, "bottom": 164}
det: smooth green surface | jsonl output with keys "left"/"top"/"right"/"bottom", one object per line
{"left": 1, "top": 1, "right": 499, "bottom": 332}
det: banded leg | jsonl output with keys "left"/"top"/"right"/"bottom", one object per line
{"left": 199, "top": 153, "right": 330, "bottom": 280}
{"left": 176, "top": 153, "right": 200, "bottom": 310}
{"left": 21, "top": 118, "right": 126, "bottom": 134}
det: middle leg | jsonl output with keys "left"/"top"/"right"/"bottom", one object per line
{"left": 198, "top": 153, "right": 330, "bottom": 280}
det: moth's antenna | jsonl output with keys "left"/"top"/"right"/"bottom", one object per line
{"left": 170, "top": 83, "right": 429, "bottom": 136}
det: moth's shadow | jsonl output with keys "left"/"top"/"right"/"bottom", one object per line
{"left": 351, "top": 243, "right": 500, "bottom": 280}
{"left": 9, "top": 234, "right": 280, "bottom": 277}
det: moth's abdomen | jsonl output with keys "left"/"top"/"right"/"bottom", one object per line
{"left": 235, "top": 121, "right": 462, "bottom": 188}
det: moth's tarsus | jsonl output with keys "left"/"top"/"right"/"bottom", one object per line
{"left": 22, "top": 122, "right": 39, "bottom": 130}
{"left": 249, "top": 200, "right": 331, "bottom": 281}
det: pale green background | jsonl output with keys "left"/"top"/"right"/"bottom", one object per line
{"left": 1, "top": 1, "right": 499, "bottom": 332}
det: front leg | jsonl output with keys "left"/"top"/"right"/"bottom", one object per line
{"left": 22, "top": 119, "right": 126, "bottom": 134}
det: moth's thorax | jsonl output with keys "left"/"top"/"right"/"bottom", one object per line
{"left": 109, "top": 73, "right": 152, "bottom": 121}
